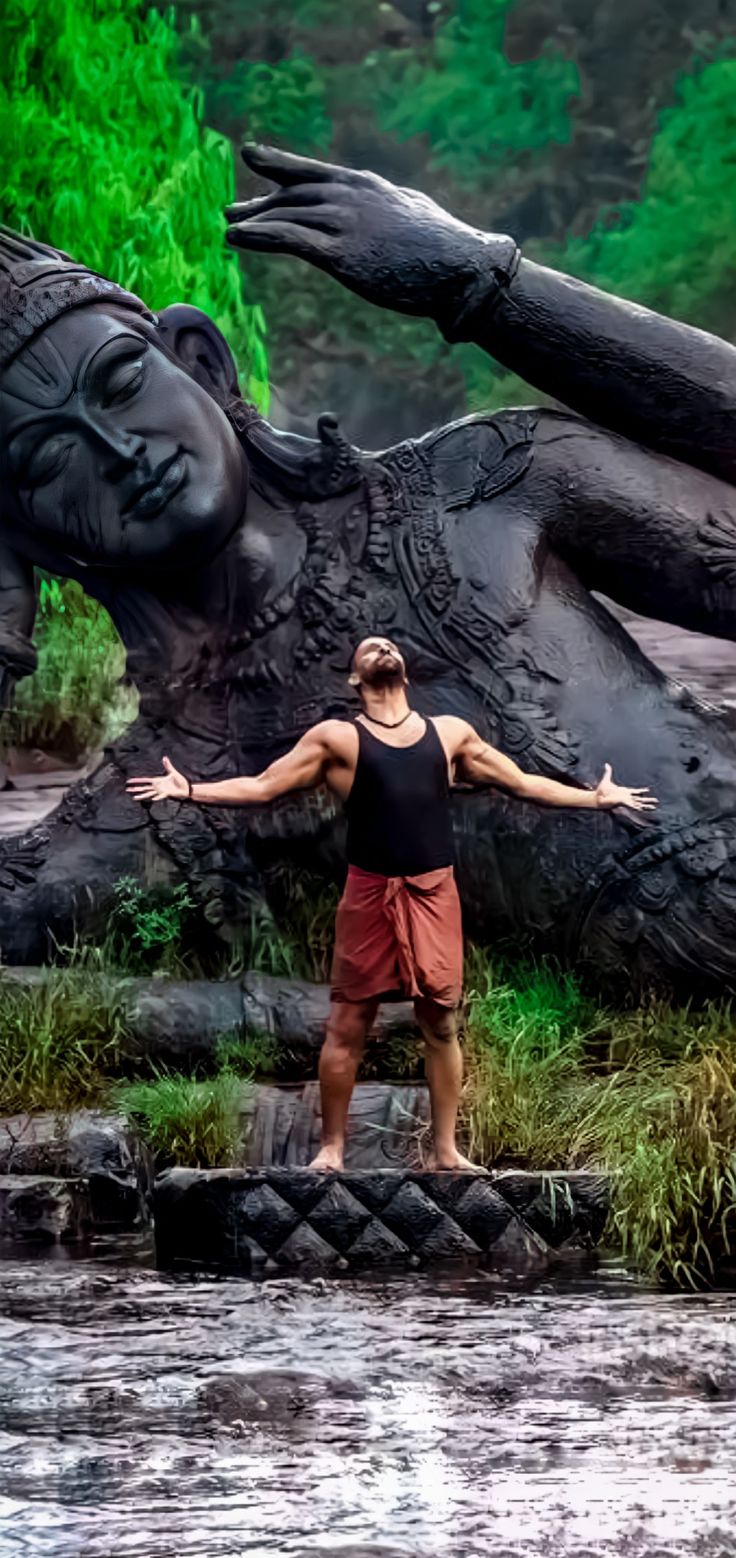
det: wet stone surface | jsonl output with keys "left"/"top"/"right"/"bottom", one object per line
{"left": 0, "top": 1246, "right": 735, "bottom": 1557}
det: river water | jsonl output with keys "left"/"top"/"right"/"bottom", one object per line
{"left": 1, "top": 1244, "right": 735, "bottom": 1558}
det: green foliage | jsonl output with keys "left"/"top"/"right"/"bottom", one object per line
{"left": 103, "top": 876, "right": 197, "bottom": 975}
{"left": 0, "top": 966, "right": 130, "bottom": 1111}
{"left": 374, "top": 0, "right": 578, "bottom": 182}
{"left": 557, "top": 51, "right": 736, "bottom": 335}
{"left": 206, "top": 53, "right": 331, "bottom": 148}
{"left": 116, "top": 1069, "right": 245, "bottom": 1167}
{"left": 228, "top": 869, "right": 340, "bottom": 984}
{"left": 215, "top": 1029, "right": 279, "bottom": 1077}
{"left": 462, "top": 950, "right": 736, "bottom": 1287}
{"left": 1, "top": 0, "right": 267, "bottom": 402}
{"left": 1, "top": 577, "right": 136, "bottom": 759}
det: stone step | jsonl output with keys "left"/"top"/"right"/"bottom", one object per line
{"left": 242, "top": 1080, "right": 429, "bottom": 1169}
{"left": 153, "top": 1166, "right": 610, "bottom": 1275}
{"left": 0, "top": 969, "right": 420, "bottom": 1076}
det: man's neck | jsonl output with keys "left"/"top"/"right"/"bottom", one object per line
{"left": 359, "top": 685, "right": 411, "bottom": 725}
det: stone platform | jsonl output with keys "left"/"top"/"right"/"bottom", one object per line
{"left": 153, "top": 1165, "right": 609, "bottom": 1275}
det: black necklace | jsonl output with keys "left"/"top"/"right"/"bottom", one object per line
{"left": 361, "top": 709, "right": 414, "bottom": 730}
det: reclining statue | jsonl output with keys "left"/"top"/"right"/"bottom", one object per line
{"left": 1, "top": 143, "right": 736, "bottom": 992}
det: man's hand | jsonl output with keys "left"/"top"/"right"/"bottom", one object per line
{"left": 126, "top": 756, "right": 189, "bottom": 803}
{"left": 225, "top": 144, "right": 517, "bottom": 329}
{"left": 594, "top": 763, "right": 658, "bottom": 812}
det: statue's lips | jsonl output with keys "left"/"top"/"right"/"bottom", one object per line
{"left": 121, "top": 453, "right": 187, "bottom": 521}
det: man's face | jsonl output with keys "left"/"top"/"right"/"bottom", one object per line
{"left": 0, "top": 306, "right": 247, "bottom": 568}
{"left": 352, "top": 636, "right": 407, "bottom": 688}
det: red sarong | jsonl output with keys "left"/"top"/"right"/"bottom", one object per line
{"left": 330, "top": 864, "right": 463, "bottom": 1007}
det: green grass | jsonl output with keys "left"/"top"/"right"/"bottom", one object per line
{"left": 115, "top": 1070, "right": 245, "bottom": 1168}
{"left": 462, "top": 949, "right": 736, "bottom": 1287}
{"left": 0, "top": 965, "right": 130, "bottom": 1112}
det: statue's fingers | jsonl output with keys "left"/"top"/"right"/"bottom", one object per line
{"left": 227, "top": 204, "right": 345, "bottom": 235}
{"left": 240, "top": 142, "right": 360, "bottom": 187}
{"left": 226, "top": 221, "right": 336, "bottom": 259}
{"left": 225, "top": 184, "right": 338, "bottom": 221}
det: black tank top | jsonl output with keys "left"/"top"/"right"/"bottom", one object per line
{"left": 345, "top": 717, "right": 455, "bottom": 877}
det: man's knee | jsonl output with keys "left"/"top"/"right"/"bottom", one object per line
{"left": 326, "top": 997, "right": 376, "bottom": 1051}
{"left": 415, "top": 997, "right": 457, "bottom": 1045}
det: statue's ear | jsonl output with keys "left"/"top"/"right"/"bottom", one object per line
{"left": 155, "top": 303, "right": 240, "bottom": 408}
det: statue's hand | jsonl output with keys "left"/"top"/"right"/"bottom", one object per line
{"left": 225, "top": 144, "right": 517, "bottom": 327}
{"left": 594, "top": 763, "right": 659, "bottom": 813}
{"left": 125, "top": 755, "right": 189, "bottom": 803}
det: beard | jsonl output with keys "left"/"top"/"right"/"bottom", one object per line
{"left": 360, "top": 656, "right": 406, "bottom": 690}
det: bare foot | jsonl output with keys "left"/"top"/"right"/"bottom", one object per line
{"left": 308, "top": 1146, "right": 344, "bottom": 1173}
{"left": 426, "top": 1149, "right": 489, "bottom": 1175}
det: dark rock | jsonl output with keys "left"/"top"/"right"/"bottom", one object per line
{"left": 0, "top": 969, "right": 419, "bottom": 1077}
{"left": 0, "top": 1111, "right": 151, "bottom": 1230}
{"left": 0, "top": 1174, "right": 92, "bottom": 1242}
{"left": 126, "top": 978, "right": 245, "bottom": 1063}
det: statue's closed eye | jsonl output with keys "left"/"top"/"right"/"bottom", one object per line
{"left": 100, "top": 353, "right": 147, "bottom": 407}
{"left": 20, "top": 436, "right": 73, "bottom": 490}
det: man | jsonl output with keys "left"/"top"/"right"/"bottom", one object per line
{"left": 127, "top": 635, "right": 657, "bottom": 1172}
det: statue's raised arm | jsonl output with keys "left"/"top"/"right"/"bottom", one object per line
{"left": 227, "top": 145, "right": 736, "bottom": 486}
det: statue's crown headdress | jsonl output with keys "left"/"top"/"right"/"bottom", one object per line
{"left": 0, "top": 226, "right": 153, "bottom": 372}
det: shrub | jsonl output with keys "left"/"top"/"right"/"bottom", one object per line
{"left": 0, "top": 966, "right": 129, "bottom": 1112}
{"left": 116, "top": 1070, "right": 245, "bottom": 1168}
{"left": 462, "top": 949, "right": 736, "bottom": 1286}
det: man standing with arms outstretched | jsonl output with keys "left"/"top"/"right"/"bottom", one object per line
{"left": 127, "top": 637, "right": 657, "bottom": 1171}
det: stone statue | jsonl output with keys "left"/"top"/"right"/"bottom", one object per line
{"left": 2, "top": 144, "right": 736, "bottom": 993}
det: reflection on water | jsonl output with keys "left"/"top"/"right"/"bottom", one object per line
{"left": 0, "top": 1243, "right": 735, "bottom": 1558}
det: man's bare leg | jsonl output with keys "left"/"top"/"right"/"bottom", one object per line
{"left": 309, "top": 996, "right": 379, "bottom": 1171}
{"left": 414, "top": 996, "right": 487, "bottom": 1172}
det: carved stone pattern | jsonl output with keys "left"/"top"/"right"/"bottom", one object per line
{"left": 153, "top": 1166, "right": 609, "bottom": 1273}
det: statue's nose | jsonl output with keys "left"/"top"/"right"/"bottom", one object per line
{"left": 89, "top": 418, "right": 147, "bottom": 480}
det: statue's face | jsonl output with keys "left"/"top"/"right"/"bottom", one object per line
{"left": 0, "top": 306, "right": 248, "bottom": 567}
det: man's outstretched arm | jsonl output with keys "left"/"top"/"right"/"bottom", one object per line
{"left": 448, "top": 720, "right": 658, "bottom": 813}
{"left": 126, "top": 723, "right": 336, "bottom": 805}
{"left": 226, "top": 146, "right": 736, "bottom": 487}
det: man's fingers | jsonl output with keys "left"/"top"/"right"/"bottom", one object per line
{"left": 240, "top": 142, "right": 360, "bottom": 187}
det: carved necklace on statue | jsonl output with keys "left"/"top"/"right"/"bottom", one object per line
{"left": 360, "top": 709, "right": 414, "bottom": 730}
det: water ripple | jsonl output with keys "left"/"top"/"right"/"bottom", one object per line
{"left": 0, "top": 1250, "right": 735, "bottom": 1557}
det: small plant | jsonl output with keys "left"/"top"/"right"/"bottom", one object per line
{"left": 116, "top": 1070, "right": 245, "bottom": 1168}
{"left": 102, "top": 877, "right": 197, "bottom": 975}
{"left": 0, "top": 967, "right": 130, "bottom": 1112}
{"left": 215, "top": 1029, "right": 279, "bottom": 1077}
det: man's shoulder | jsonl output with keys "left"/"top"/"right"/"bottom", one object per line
{"left": 310, "top": 717, "right": 358, "bottom": 754}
